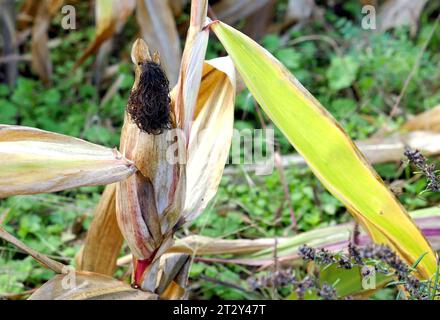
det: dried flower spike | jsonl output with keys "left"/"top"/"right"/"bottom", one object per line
{"left": 298, "top": 243, "right": 440, "bottom": 299}
{"left": 404, "top": 148, "right": 440, "bottom": 192}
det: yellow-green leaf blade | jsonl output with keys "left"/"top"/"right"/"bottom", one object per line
{"left": 211, "top": 21, "right": 437, "bottom": 278}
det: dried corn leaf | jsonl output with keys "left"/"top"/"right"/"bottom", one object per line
{"left": 173, "top": 0, "right": 208, "bottom": 138}
{"left": 0, "top": 125, "right": 136, "bottom": 198}
{"left": 176, "top": 30, "right": 210, "bottom": 140}
{"left": 78, "top": 184, "right": 123, "bottom": 276}
{"left": 184, "top": 57, "right": 236, "bottom": 221}
{"left": 29, "top": 271, "right": 157, "bottom": 300}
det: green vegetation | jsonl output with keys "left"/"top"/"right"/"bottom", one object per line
{"left": 1, "top": 0, "right": 440, "bottom": 299}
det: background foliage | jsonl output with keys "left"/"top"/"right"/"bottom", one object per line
{"left": 1, "top": 0, "right": 440, "bottom": 299}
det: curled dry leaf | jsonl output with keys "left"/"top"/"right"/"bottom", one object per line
{"left": 175, "top": 28, "right": 210, "bottom": 140}
{"left": 169, "top": 235, "right": 281, "bottom": 255}
{"left": 29, "top": 271, "right": 157, "bottom": 300}
{"left": 183, "top": 57, "right": 236, "bottom": 221}
{"left": 156, "top": 253, "right": 190, "bottom": 296}
{"left": 0, "top": 125, "right": 136, "bottom": 198}
{"left": 116, "top": 171, "right": 164, "bottom": 260}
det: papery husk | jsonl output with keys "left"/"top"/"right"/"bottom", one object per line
{"left": 182, "top": 57, "right": 236, "bottom": 222}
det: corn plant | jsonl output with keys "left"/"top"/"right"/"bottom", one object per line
{"left": 0, "top": 0, "right": 438, "bottom": 299}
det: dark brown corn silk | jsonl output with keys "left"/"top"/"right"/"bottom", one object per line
{"left": 127, "top": 61, "right": 172, "bottom": 135}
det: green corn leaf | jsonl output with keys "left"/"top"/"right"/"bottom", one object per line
{"left": 211, "top": 21, "right": 437, "bottom": 279}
